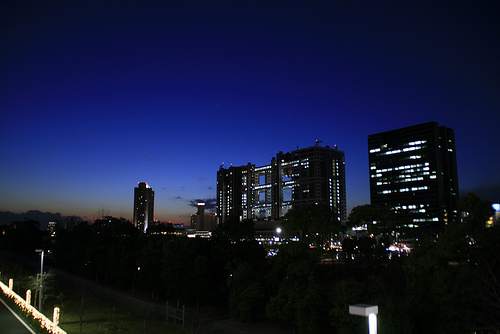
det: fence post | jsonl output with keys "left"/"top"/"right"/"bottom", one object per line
{"left": 53, "top": 307, "right": 60, "bottom": 327}
{"left": 182, "top": 305, "right": 185, "bottom": 328}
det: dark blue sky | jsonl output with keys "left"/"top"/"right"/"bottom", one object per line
{"left": 1, "top": 0, "right": 499, "bottom": 223}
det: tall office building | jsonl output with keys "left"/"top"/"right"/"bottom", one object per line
{"left": 133, "top": 182, "right": 154, "bottom": 233}
{"left": 368, "top": 122, "right": 459, "bottom": 233}
{"left": 191, "top": 203, "right": 217, "bottom": 231}
{"left": 217, "top": 143, "right": 346, "bottom": 226}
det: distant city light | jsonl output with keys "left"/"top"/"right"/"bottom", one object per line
{"left": 493, "top": 203, "right": 500, "bottom": 212}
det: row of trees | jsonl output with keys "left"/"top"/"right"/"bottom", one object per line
{"left": 0, "top": 193, "right": 498, "bottom": 333}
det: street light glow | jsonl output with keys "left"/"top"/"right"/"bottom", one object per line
{"left": 369, "top": 313, "right": 377, "bottom": 334}
{"left": 349, "top": 304, "right": 378, "bottom": 334}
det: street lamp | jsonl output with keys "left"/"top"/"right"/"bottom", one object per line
{"left": 276, "top": 227, "right": 282, "bottom": 242}
{"left": 35, "top": 249, "right": 44, "bottom": 312}
{"left": 349, "top": 304, "right": 378, "bottom": 334}
{"left": 493, "top": 204, "right": 500, "bottom": 226}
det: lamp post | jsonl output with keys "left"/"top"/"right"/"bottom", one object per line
{"left": 349, "top": 304, "right": 378, "bottom": 334}
{"left": 35, "top": 249, "right": 44, "bottom": 312}
{"left": 493, "top": 203, "right": 500, "bottom": 226}
{"left": 276, "top": 227, "right": 282, "bottom": 242}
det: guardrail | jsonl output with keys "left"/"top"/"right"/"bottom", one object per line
{"left": 0, "top": 278, "right": 66, "bottom": 334}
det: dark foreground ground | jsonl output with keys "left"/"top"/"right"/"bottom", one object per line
{"left": 1, "top": 252, "right": 292, "bottom": 334}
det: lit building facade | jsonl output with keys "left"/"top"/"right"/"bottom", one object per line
{"left": 133, "top": 182, "right": 155, "bottom": 233}
{"left": 191, "top": 203, "right": 217, "bottom": 231}
{"left": 217, "top": 144, "right": 346, "bottom": 225}
{"left": 368, "top": 122, "right": 459, "bottom": 232}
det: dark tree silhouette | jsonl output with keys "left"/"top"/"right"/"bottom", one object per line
{"left": 2, "top": 219, "right": 43, "bottom": 254}
{"left": 283, "top": 203, "right": 339, "bottom": 247}
{"left": 347, "top": 204, "right": 402, "bottom": 236}
{"left": 213, "top": 213, "right": 255, "bottom": 242}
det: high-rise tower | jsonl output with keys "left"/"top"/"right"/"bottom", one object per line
{"left": 217, "top": 144, "right": 346, "bottom": 225}
{"left": 368, "top": 122, "right": 459, "bottom": 233}
{"left": 133, "top": 182, "right": 154, "bottom": 232}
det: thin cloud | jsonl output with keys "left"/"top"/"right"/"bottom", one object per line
{"left": 187, "top": 198, "right": 217, "bottom": 211}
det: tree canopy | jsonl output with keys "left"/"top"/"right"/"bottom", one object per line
{"left": 347, "top": 204, "right": 403, "bottom": 235}
{"left": 283, "top": 203, "right": 339, "bottom": 246}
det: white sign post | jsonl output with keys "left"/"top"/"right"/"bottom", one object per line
{"left": 349, "top": 304, "right": 378, "bottom": 334}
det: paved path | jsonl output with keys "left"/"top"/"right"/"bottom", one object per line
{"left": 0, "top": 295, "right": 36, "bottom": 334}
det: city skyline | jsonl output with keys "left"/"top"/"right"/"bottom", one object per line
{"left": 1, "top": 1, "right": 499, "bottom": 224}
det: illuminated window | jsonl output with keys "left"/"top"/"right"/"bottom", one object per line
{"left": 385, "top": 149, "right": 401, "bottom": 155}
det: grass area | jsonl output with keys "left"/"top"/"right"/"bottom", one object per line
{"left": 47, "top": 279, "right": 188, "bottom": 334}
{"left": 1, "top": 255, "right": 289, "bottom": 334}
{"left": 0, "top": 255, "right": 187, "bottom": 333}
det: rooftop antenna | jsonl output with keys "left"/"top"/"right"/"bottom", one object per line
{"left": 315, "top": 140, "right": 323, "bottom": 146}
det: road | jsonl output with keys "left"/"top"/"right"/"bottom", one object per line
{"left": 0, "top": 296, "right": 36, "bottom": 334}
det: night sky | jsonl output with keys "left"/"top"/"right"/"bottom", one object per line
{"left": 1, "top": 1, "right": 499, "bottom": 224}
